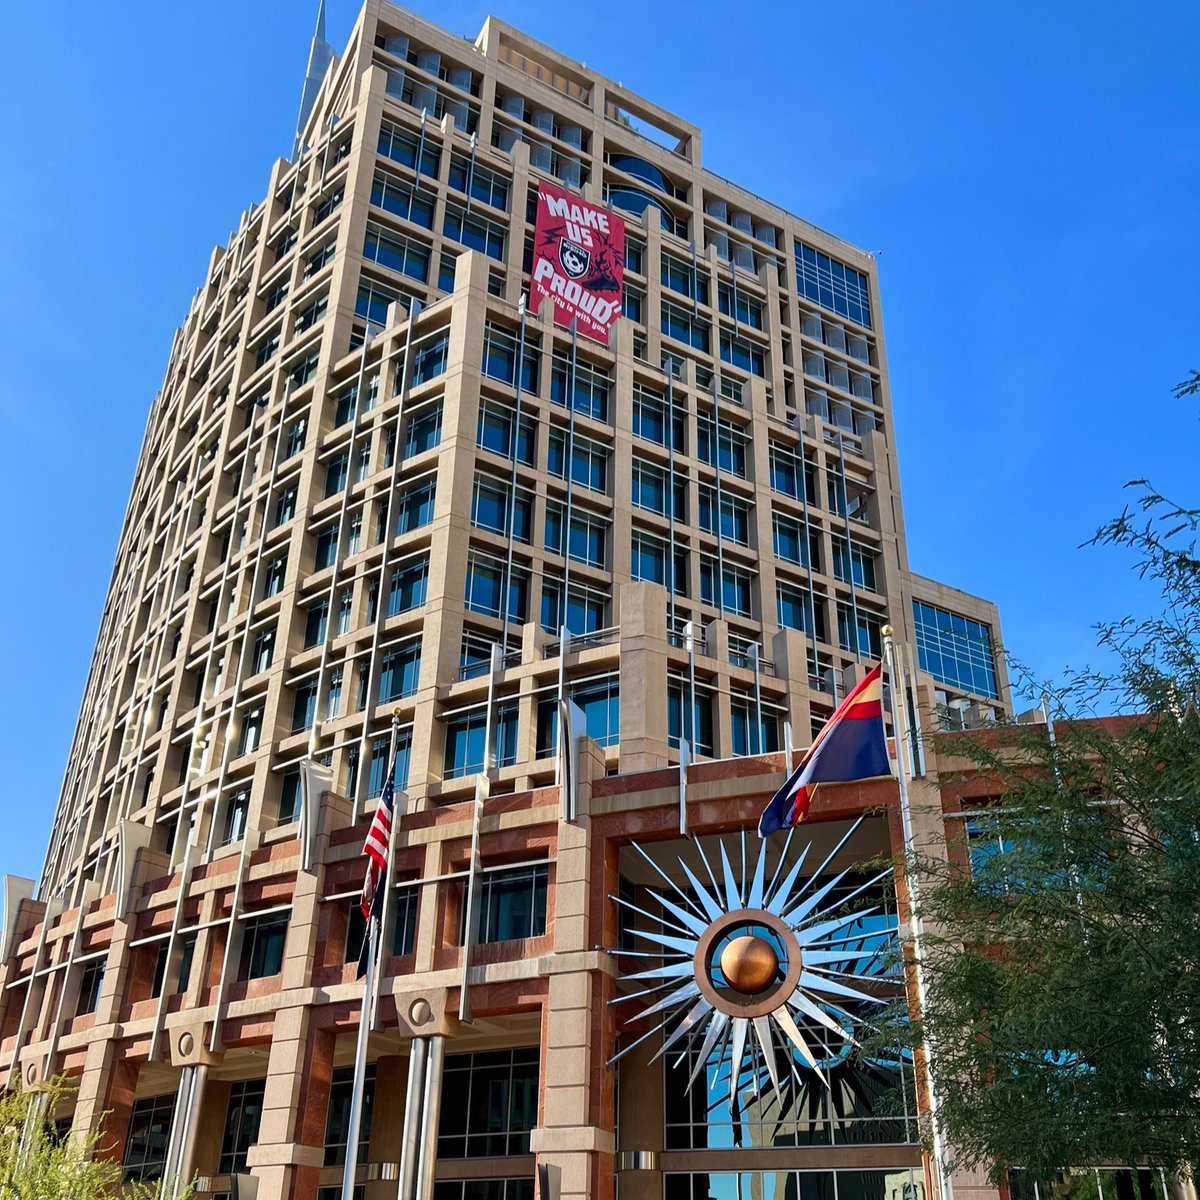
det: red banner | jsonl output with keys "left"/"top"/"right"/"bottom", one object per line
{"left": 530, "top": 180, "right": 624, "bottom": 346}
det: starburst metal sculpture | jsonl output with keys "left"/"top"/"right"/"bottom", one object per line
{"left": 610, "top": 817, "right": 900, "bottom": 1110}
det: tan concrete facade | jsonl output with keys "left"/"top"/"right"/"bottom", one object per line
{"left": 0, "top": 5, "right": 1013, "bottom": 1200}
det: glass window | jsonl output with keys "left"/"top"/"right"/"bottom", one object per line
{"left": 667, "top": 685, "right": 714, "bottom": 756}
{"left": 631, "top": 530, "right": 666, "bottom": 585}
{"left": 632, "top": 387, "right": 685, "bottom": 451}
{"left": 838, "top": 605, "right": 883, "bottom": 658}
{"left": 545, "top": 505, "right": 606, "bottom": 568}
{"left": 273, "top": 485, "right": 298, "bottom": 527}
{"left": 470, "top": 865, "right": 547, "bottom": 943}
{"left": 305, "top": 601, "right": 329, "bottom": 648}
{"left": 443, "top": 205, "right": 505, "bottom": 259}
{"left": 777, "top": 581, "right": 824, "bottom": 641}
{"left": 325, "top": 453, "right": 349, "bottom": 499}
{"left": 832, "top": 538, "right": 877, "bottom": 591}
{"left": 472, "top": 477, "right": 530, "bottom": 542}
{"left": 380, "top": 642, "right": 422, "bottom": 701}
{"left": 731, "top": 700, "right": 780, "bottom": 757}
{"left": 411, "top": 332, "right": 450, "bottom": 385}
{"left": 700, "top": 560, "right": 754, "bottom": 617}
{"left": 661, "top": 253, "right": 708, "bottom": 304}
{"left": 796, "top": 240, "right": 873, "bottom": 329}
{"left": 548, "top": 432, "right": 607, "bottom": 492}
{"left": 698, "top": 418, "right": 747, "bottom": 477}
{"left": 296, "top": 293, "right": 329, "bottom": 331}
{"left": 370, "top": 170, "right": 435, "bottom": 227}
{"left": 719, "top": 331, "right": 765, "bottom": 376}
{"left": 444, "top": 703, "right": 518, "bottom": 778}
{"left": 397, "top": 478, "right": 437, "bottom": 534}
{"left": 315, "top": 524, "right": 338, "bottom": 571}
{"left": 219, "top": 1080, "right": 266, "bottom": 1175}
{"left": 403, "top": 404, "right": 443, "bottom": 457}
{"left": 363, "top": 223, "right": 431, "bottom": 282}
{"left": 477, "top": 402, "right": 536, "bottom": 464}
{"left": 769, "top": 443, "right": 816, "bottom": 503}
{"left": 324, "top": 1066, "right": 375, "bottom": 1167}
{"left": 481, "top": 324, "right": 539, "bottom": 392}
{"left": 699, "top": 489, "right": 751, "bottom": 545}
{"left": 773, "top": 514, "right": 817, "bottom": 569}
{"left": 540, "top": 578, "right": 609, "bottom": 635}
{"left": 221, "top": 788, "right": 250, "bottom": 845}
{"left": 438, "top": 1048, "right": 538, "bottom": 1158}
{"left": 122, "top": 1093, "right": 177, "bottom": 1183}
{"left": 661, "top": 301, "right": 710, "bottom": 352}
{"left": 278, "top": 770, "right": 302, "bottom": 826}
{"left": 448, "top": 155, "right": 510, "bottom": 209}
{"left": 913, "top": 600, "right": 998, "bottom": 699}
{"left": 357, "top": 277, "right": 402, "bottom": 326}
{"left": 252, "top": 626, "right": 275, "bottom": 673}
{"left": 239, "top": 707, "right": 263, "bottom": 755}
{"left": 717, "top": 282, "right": 765, "bottom": 329}
{"left": 75, "top": 958, "right": 105, "bottom": 1016}
{"left": 263, "top": 552, "right": 288, "bottom": 598}
{"left": 292, "top": 680, "right": 319, "bottom": 732}
{"left": 625, "top": 237, "right": 645, "bottom": 273}
{"left": 377, "top": 120, "right": 441, "bottom": 176}
{"left": 389, "top": 558, "right": 429, "bottom": 615}
{"left": 573, "top": 679, "right": 619, "bottom": 747}
{"left": 549, "top": 356, "right": 610, "bottom": 422}
{"left": 238, "top": 913, "right": 289, "bottom": 981}
{"left": 284, "top": 417, "right": 307, "bottom": 458}
{"left": 465, "top": 555, "right": 527, "bottom": 622}
{"left": 314, "top": 186, "right": 344, "bottom": 223}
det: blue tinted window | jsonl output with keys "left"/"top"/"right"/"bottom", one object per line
{"left": 795, "top": 241, "right": 873, "bottom": 329}
{"left": 389, "top": 559, "right": 429, "bottom": 615}
{"left": 913, "top": 600, "right": 998, "bottom": 699}
{"left": 379, "top": 643, "right": 421, "bottom": 701}
{"left": 573, "top": 680, "right": 619, "bottom": 747}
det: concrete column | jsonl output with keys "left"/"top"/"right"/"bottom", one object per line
{"left": 243, "top": 1005, "right": 329, "bottom": 1199}
{"left": 615, "top": 582, "right": 671, "bottom": 770}
{"left": 533, "top": 804, "right": 614, "bottom": 1200}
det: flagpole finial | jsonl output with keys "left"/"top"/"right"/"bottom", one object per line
{"left": 392, "top": 707, "right": 404, "bottom": 722}
{"left": 882, "top": 624, "right": 894, "bottom": 639}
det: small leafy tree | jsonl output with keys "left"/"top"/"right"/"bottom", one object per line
{"left": 0, "top": 1075, "right": 192, "bottom": 1199}
{"left": 874, "top": 477, "right": 1200, "bottom": 1183}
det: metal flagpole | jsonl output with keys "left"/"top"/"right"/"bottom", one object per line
{"left": 838, "top": 430, "right": 861, "bottom": 660}
{"left": 501, "top": 297, "right": 528, "bottom": 656}
{"left": 561, "top": 316, "right": 579, "bottom": 614}
{"left": 750, "top": 642, "right": 764, "bottom": 756}
{"left": 460, "top": 645, "right": 501, "bottom": 1021}
{"left": 372, "top": 712, "right": 405, "bottom": 1029}
{"left": 686, "top": 620, "right": 699, "bottom": 754}
{"left": 665, "top": 357, "right": 678, "bottom": 637}
{"left": 882, "top": 624, "right": 953, "bottom": 1200}
{"left": 793, "top": 419, "right": 820, "bottom": 682}
{"left": 709, "top": 380, "right": 726, "bottom": 617}
{"left": 341, "top": 915, "right": 376, "bottom": 1200}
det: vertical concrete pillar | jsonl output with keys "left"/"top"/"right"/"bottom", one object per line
{"left": 244, "top": 1005, "right": 329, "bottom": 1199}
{"left": 616, "top": 582, "right": 671, "bottom": 770}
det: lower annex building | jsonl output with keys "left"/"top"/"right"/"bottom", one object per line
{"left": 0, "top": 4, "right": 1014, "bottom": 1199}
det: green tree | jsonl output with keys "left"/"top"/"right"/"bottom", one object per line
{"left": 0, "top": 1075, "right": 192, "bottom": 1199}
{"left": 887, "top": 482, "right": 1200, "bottom": 1183}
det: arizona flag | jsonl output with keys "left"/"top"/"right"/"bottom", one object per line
{"left": 758, "top": 664, "right": 891, "bottom": 836}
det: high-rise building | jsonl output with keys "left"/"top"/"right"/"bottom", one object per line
{"left": 0, "top": 5, "right": 1010, "bottom": 1200}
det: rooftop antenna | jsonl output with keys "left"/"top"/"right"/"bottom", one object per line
{"left": 292, "top": 0, "right": 336, "bottom": 160}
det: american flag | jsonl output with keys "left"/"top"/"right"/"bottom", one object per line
{"left": 359, "top": 762, "right": 396, "bottom": 920}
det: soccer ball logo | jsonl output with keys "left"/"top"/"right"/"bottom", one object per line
{"left": 558, "top": 237, "right": 590, "bottom": 280}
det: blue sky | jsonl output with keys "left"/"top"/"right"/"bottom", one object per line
{"left": 0, "top": 1, "right": 1196, "bottom": 883}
